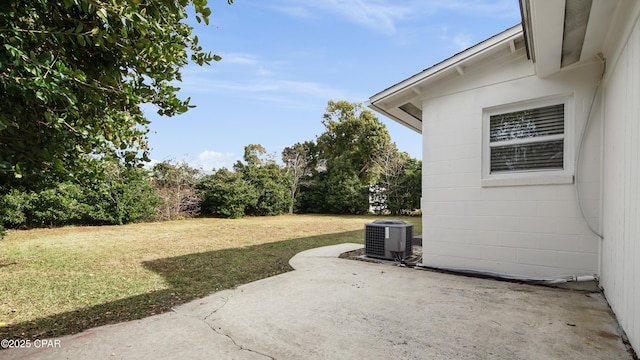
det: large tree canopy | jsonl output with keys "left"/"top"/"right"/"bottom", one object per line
{"left": 294, "top": 100, "right": 397, "bottom": 214}
{"left": 317, "top": 100, "right": 392, "bottom": 185}
{"left": 0, "top": 0, "right": 231, "bottom": 188}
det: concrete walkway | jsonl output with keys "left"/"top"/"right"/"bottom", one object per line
{"left": 2, "top": 243, "right": 632, "bottom": 360}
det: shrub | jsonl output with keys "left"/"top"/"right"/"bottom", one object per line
{"left": 0, "top": 188, "right": 33, "bottom": 228}
{"left": 0, "top": 161, "right": 160, "bottom": 229}
{"left": 28, "top": 183, "right": 86, "bottom": 226}
{"left": 198, "top": 168, "right": 258, "bottom": 218}
{"left": 82, "top": 163, "right": 160, "bottom": 225}
{"left": 242, "top": 163, "right": 292, "bottom": 216}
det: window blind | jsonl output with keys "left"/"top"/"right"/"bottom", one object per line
{"left": 490, "top": 104, "right": 564, "bottom": 142}
{"left": 489, "top": 104, "right": 564, "bottom": 173}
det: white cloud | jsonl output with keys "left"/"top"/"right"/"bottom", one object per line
{"left": 181, "top": 53, "right": 275, "bottom": 78}
{"left": 184, "top": 78, "right": 280, "bottom": 93}
{"left": 436, "top": 27, "right": 476, "bottom": 51}
{"left": 278, "top": 80, "right": 352, "bottom": 100}
{"left": 221, "top": 53, "right": 260, "bottom": 66}
{"left": 270, "top": 0, "right": 412, "bottom": 34}
{"left": 190, "top": 151, "right": 237, "bottom": 172}
{"left": 271, "top": 5, "right": 316, "bottom": 19}
{"left": 269, "top": 0, "right": 519, "bottom": 34}
{"left": 178, "top": 50, "right": 361, "bottom": 106}
{"left": 178, "top": 76, "right": 356, "bottom": 105}
{"left": 452, "top": 32, "right": 473, "bottom": 50}
{"left": 219, "top": 53, "right": 274, "bottom": 76}
{"left": 432, "top": 0, "right": 520, "bottom": 19}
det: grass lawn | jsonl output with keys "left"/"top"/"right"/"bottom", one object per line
{"left": 0, "top": 214, "right": 421, "bottom": 339}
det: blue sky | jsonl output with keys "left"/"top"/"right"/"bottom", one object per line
{"left": 143, "top": 0, "right": 521, "bottom": 171}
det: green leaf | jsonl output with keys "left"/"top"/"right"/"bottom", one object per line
{"left": 0, "top": 115, "right": 8, "bottom": 131}
{"left": 14, "top": 164, "right": 23, "bottom": 179}
{"left": 0, "top": 0, "right": 229, "bottom": 188}
{"left": 38, "top": 52, "right": 54, "bottom": 65}
{"left": 96, "top": 7, "right": 108, "bottom": 22}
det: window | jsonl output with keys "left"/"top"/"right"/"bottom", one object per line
{"left": 483, "top": 97, "right": 573, "bottom": 186}
{"left": 490, "top": 103, "right": 564, "bottom": 172}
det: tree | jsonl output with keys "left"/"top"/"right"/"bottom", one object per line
{"left": 301, "top": 100, "right": 392, "bottom": 214}
{"left": 324, "top": 159, "right": 370, "bottom": 214}
{"left": 370, "top": 143, "right": 403, "bottom": 213}
{"left": 235, "top": 144, "right": 291, "bottom": 216}
{"left": 0, "top": 160, "right": 160, "bottom": 228}
{"left": 244, "top": 163, "right": 292, "bottom": 216}
{"left": 317, "top": 100, "right": 392, "bottom": 186}
{"left": 282, "top": 141, "right": 317, "bottom": 214}
{"left": 237, "top": 144, "right": 270, "bottom": 168}
{"left": 0, "top": 0, "right": 232, "bottom": 188}
{"left": 296, "top": 172, "right": 327, "bottom": 214}
{"left": 83, "top": 161, "right": 160, "bottom": 225}
{"left": 198, "top": 168, "right": 258, "bottom": 219}
{"left": 395, "top": 157, "right": 422, "bottom": 211}
{"left": 198, "top": 144, "right": 291, "bottom": 218}
{"left": 373, "top": 148, "right": 422, "bottom": 214}
{"left": 151, "top": 161, "right": 202, "bottom": 220}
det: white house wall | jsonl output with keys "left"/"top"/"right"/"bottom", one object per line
{"left": 420, "top": 52, "right": 604, "bottom": 279}
{"left": 600, "top": 1, "right": 640, "bottom": 352}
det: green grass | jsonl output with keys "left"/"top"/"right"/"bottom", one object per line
{"left": 0, "top": 214, "right": 421, "bottom": 339}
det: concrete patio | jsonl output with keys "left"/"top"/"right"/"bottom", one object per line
{"left": 2, "top": 243, "right": 633, "bottom": 359}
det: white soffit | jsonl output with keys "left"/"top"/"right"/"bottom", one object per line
{"left": 525, "top": 0, "right": 619, "bottom": 76}
{"left": 580, "top": 0, "right": 619, "bottom": 60}
{"left": 527, "top": 0, "right": 566, "bottom": 77}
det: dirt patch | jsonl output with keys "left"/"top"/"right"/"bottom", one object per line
{"left": 339, "top": 245, "right": 422, "bottom": 264}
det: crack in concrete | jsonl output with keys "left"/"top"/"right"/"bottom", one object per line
{"left": 204, "top": 321, "right": 275, "bottom": 360}
{"left": 203, "top": 295, "right": 231, "bottom": 321}
{"left": 172, "top": 294, "right": 275, "bottom": 359}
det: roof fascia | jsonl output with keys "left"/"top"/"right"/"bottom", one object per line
{"left": 368, "top": 25, "right": 523, "bottom": 104}
{"left": 521, "top": 0, "right": 566, "bottom": 77}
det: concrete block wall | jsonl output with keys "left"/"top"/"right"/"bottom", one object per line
{"left": 599, "top": 1, "right": 640, "bottom": 353}
{"left": 420, "top": 57, "right": 603, "bottom": 279}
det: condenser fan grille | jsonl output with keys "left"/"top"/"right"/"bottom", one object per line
{"left": 365, "top": 225, "right": 386, "bottom": 257}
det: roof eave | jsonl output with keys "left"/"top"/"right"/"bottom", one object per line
{"left": 368, "top": 25, "right": 523, "bottom": 104}
{"left": 519, "top": 0, "right": 565, "bottom": 78}
{"left": 520, "top": 0, "right": 620, "bottom": 78}
{"left": 367, "top": 25, "right": 523, "bottom": 134}
{"left": 365, "top": 99, "right": 422, "bottom": 133}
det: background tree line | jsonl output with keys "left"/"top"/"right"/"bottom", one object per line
{"left": 0, "top": 2, "right": 419, "bottom": 236}
{"left": 1, "top": 100, "right": 421, "bottom": 234}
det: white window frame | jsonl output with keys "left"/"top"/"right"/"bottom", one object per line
{"left": 481, "top": 95, "right": 574, "bottom": 187}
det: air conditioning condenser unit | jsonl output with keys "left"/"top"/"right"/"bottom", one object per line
{"left": 364, "top": 220, "right": 413, "bottom": 261}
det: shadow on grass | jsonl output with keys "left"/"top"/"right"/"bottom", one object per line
{"left": 0, "top": 230, "right": 363, "bottom": 340}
